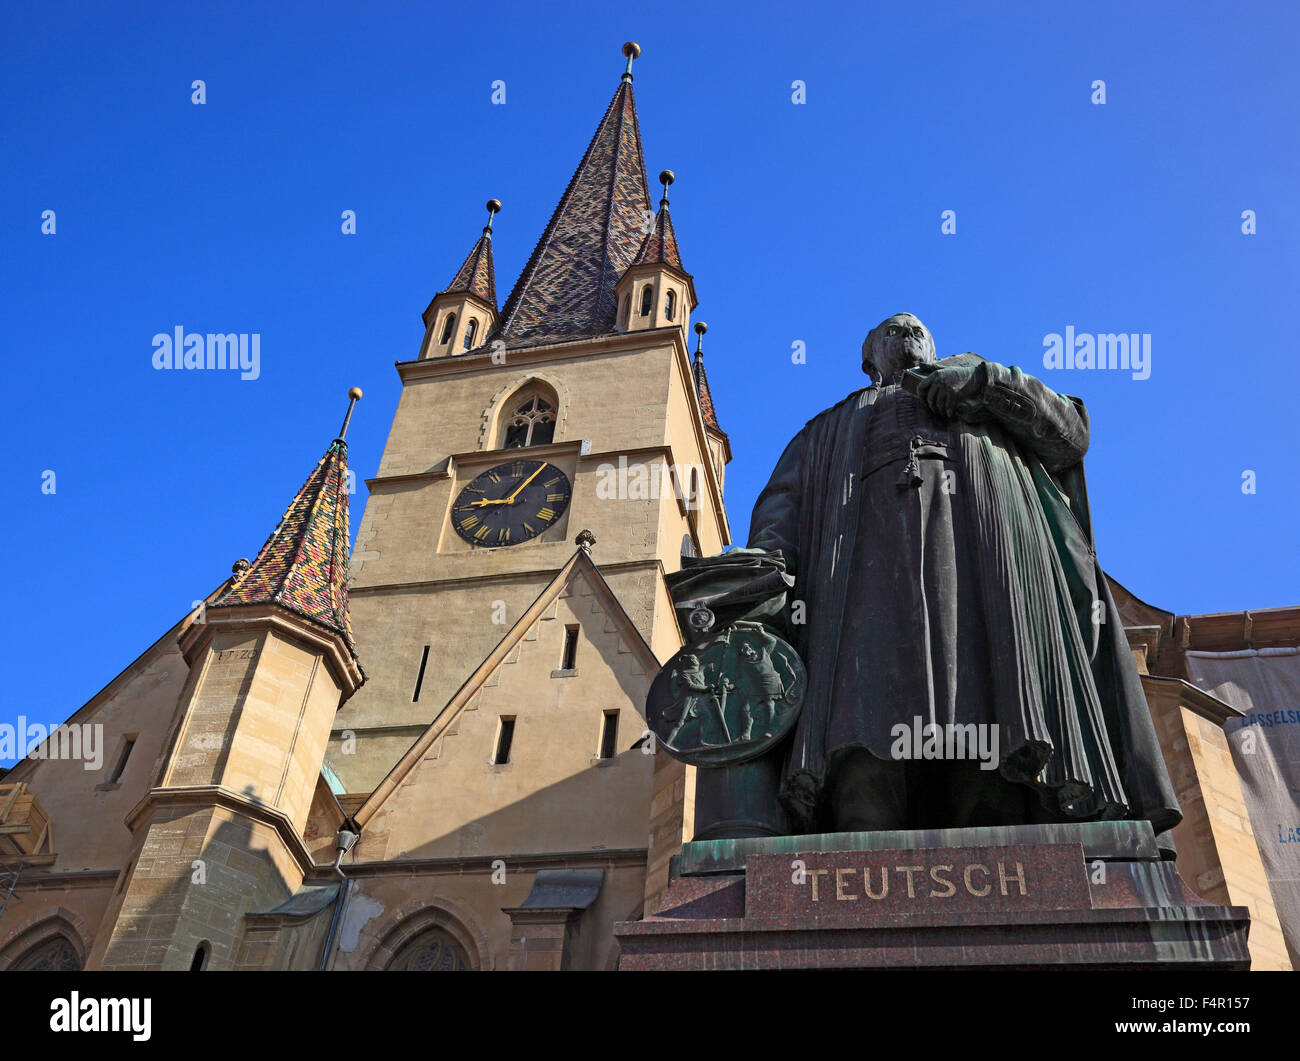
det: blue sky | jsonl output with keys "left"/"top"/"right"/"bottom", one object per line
{"left": 2, "top": 1, "right": 1297, "bottom": 756}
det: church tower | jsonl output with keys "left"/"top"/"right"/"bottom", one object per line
{"left": 327, "top": 43, "right": 731, "bottom": 965}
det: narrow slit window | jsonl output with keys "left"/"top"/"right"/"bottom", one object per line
{"left": 560, "top": 625, "right": 579, "bottom": 671}
{"left": 440, "top": 313, "right": 457, "bottom": 345}
{"left": 664, "top": 289, "right": 676, "bottom": 321}
{"left": 463, "top": 317, "right": 478, "bottom": 350}
{"left": 640, "top": 285, "right": 654, "bottom": 317}
{"left": 493, "top": 718, "right": 515, "bottom": 765}
{"left": 599, "top": 711, "right": 619, "bottom": 760}
{"left": 108, "top": 737, "right": 135, "bottom": 784}
{"left": 190, "top": 943, "right": 209, "bottom": 971}
{"left": 412, "top": 645, "right": 431, "bottom": 702}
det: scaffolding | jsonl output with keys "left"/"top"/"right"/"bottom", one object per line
{"left": 0, "top": 858, "right": 22, "bottom": 924}
{"left": 0, "top": 780, "right": 52, "bottom": 925}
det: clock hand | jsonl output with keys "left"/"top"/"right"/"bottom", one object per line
{"left": 504, "top": 462, "right": 547, "bottom": 504}
{"left": 470, "top": 497, "right": 511, "bottom": 507}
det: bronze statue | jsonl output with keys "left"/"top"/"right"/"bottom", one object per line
{"left": 650, "top": 313, "right": 1180, "bottom": 846}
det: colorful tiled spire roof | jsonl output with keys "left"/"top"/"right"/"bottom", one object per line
{"left": 494, "top": 78, "right": 653, "bottom": 349}
{"left": 692, "top": 349, "right": 722, "bottom": 433}
{"left": 442, "top": 228, "right": 497, "bottom": 310}
{"left": 211, "top": 437, "right": 358, "bottom": 658}
{"left": 632, "top": 200, "right": 683, "bottom": 271}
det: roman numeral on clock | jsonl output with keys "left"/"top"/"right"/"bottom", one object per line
{"left": 547, "top": 493, "right": 565, "bottom": 502}
{"left": 536, "top": 507, "right": 555, "bottom": 522}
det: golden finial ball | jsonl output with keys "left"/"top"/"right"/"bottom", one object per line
{"left": 622, "top": 41, "right": 641, "bottom": 59}
{"left": 486, "top": 199, "right": 502, "bottom": 214}
{"left": 695, "top": 321, "right": 708, "bottom": 336}
{"left": 349, "top": 387, "right": 363, "bottom": 400}
{"left": 659, "top": 169, "right": 675, "bottom": 188}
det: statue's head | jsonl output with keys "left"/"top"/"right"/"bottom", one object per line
{"left": 739, "top": 643, "right": 758, "bottom": 660}
{"left": 682, "top": 653, "right": 700, "bottom": 667}
{"left": 861, "top": 313, "right": 935, "bottom": 382}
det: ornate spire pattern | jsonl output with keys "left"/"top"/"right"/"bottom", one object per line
{"left": 443, "top": 231, "right": 497, "bottom": 310}
{"left": 632, "top": 202, "right": 683, "bottom": 270}
{"left": 211, "top": 438, "right": 358, "bottom": 657}
{"left": 495, "top": 81, "right": 653, "bottom": 348}
{"left": 692, "top": 352, "right": 722, "bottom": 433}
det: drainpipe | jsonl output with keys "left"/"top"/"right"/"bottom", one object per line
{"left": 319, "top": 822, "right": 360, "bottom": 971}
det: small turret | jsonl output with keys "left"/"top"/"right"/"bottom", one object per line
{"left": 616, "top": 170, "right": 697, "bottom": 337}
{"left": 421, "top": 200, "right": 501, "bottom": 357}
{"left": 95, "top": 391, "right": 366, "bottom": 971}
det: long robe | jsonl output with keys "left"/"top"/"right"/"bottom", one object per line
{"left": 748, "top": 355, "right": 1181, "bottom": 839}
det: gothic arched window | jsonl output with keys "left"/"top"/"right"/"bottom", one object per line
{"left": 440, "top": 313, "right": 457, "bottom": 346}
{"left": 502, "top": 390, "right": 557, "bottom": 449}
{"left": 13, "top": 936, "right": 81, "bottom": 972}
{"left": 386, "top": 928, "right": 471, "bottom": 971}
{"left": 639, "top": 285, "right": 654, "bottom": 317}
{"left": 664, "top": 289, "right": 676, "bottom": 321}
{"left": 463, "top": 318, "right": 478, "bottom": 351}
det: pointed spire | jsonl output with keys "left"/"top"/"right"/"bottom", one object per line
{"left": 633, "top": 169, "right": 685, "bottom": 270}
{"left": 691, "top": 322, "right": 722, "bottom": 433}
{"left": 440, "top": 200, "right": 500, "bottom": 310}
{"left": 211, "top": 391, "right": 361, "bottom": 658}
{"left": 495, "top": 43, "right": 653, "bottom": 348}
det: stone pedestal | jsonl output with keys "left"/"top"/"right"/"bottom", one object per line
{"left": 614, "top": 821, "right": 1251, "bottom": 970}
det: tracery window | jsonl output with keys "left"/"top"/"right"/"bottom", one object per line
{"left": 386, "top": 928, "right": 470, "bottom": 971}
{"left": 13, "top": 936, "right": 80, "bottom": 971}
{"left": 502, "top": 392, "right": 556, "bottom": 449}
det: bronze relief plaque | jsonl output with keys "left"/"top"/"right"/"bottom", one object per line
{"left": 646, "top": 621, "right": 806, "bottom": 767}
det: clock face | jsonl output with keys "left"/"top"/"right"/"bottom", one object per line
{"left": 451, "top": 459, "right": 573, "bottom": 548}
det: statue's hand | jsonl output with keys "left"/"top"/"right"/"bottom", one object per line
{"left": 916, "top": 362, "right": 983, "bottom": 419}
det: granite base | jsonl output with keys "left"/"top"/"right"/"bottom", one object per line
{"left": 614, "top": 822, "right": 1250, "bottom": 970}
